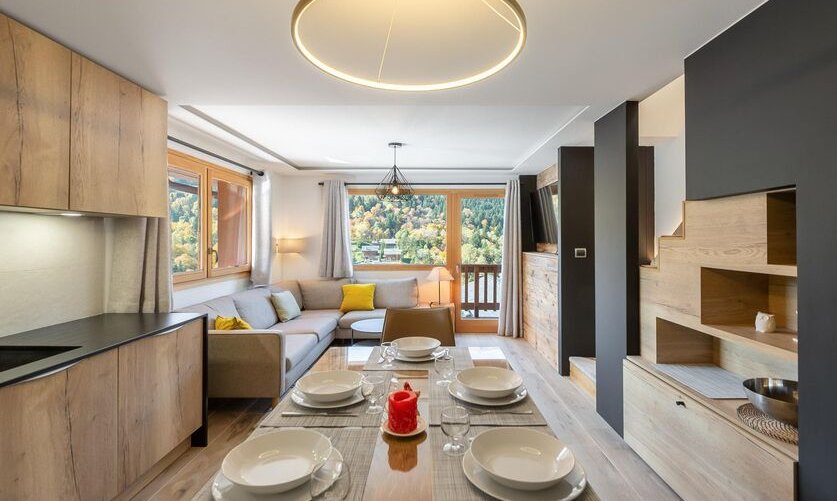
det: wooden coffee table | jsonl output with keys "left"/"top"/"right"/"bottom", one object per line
{"left": 349, "top": 318, "right": 384, "bottom": 344}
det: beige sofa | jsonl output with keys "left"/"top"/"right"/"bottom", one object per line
{"left": 177, "top": 277, "right": 418, "bottom": 402}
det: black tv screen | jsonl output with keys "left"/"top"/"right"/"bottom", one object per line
{"left": 531, "top": 184, "right": 559, "bottom": 245}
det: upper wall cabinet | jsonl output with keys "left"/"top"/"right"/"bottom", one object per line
{"left": 70, "top": 55, "right": 168, "bottom": 217}
{"left": 0, "top": 15, "right": 71, "bottom": 210}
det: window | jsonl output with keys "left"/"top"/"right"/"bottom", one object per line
{"left": 168, "top": 150, "right": 252, "bottom": 284}
{"left": 349, "top": 192, "right": 448, "bottom": 267}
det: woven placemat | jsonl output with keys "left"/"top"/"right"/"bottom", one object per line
{"left": 737, "top": 403, "right": 799, "bottom": 445}
{"left": 428, "top": 374, "right": 547, "bottom": 427}
{"left": 364, "top": 346, "right": 474, "bottom": 371}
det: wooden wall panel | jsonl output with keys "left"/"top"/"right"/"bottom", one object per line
{"left": 0, "top": 15, "right": 70, "bottom": 209}
{"left": 522, "top": 252, "right": 559, "bottom": 368}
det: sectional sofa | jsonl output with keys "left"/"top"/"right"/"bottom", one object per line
{"left": 177, "top": 277, "right": 418, "bottom": 402}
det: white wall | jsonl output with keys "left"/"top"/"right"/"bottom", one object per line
{"left": 0, "top": 212, "right": 106, "bottom": 337}
{"left": 639, "top": 75, "right": 686, "bottom": 254}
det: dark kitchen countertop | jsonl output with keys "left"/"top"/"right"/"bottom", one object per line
{"left": 0, "top": 313, "right": 206, "bottom": 388}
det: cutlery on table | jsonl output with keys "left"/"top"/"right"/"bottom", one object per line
{"left": 281, "top": 411, "right": 358, "bottom": 417}
{"left": 464, "top": 408, "right": 534, "bottom": 416}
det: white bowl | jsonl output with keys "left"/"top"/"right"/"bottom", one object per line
{"left": 455, "top": 367, "right": 523, "bottom": 399}
{"left": 221, "top": 429, "right": 333, "bottom": 494}
{"left": 470, "top": 428, "right": 575, "bottom": 491}
{"left": 295, "top": 370, "right": 363, "bottom": 403}
{"left": 394, "top": 336, "right": 442, "bottom": 358}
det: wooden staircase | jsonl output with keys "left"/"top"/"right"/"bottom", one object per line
{"left": 568, "top": 357, "right": 596, "bottom": 399}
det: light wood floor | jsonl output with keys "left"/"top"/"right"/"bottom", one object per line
{"left": 131, "top": 335, "right": 679, "bottom": 501}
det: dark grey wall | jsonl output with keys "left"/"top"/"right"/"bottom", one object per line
{"left": 593, "top": 102, "right": 641, "bottom": 435}
{"left": 557, "top": 147, "right": 596, "bottom": 375}
{"left": 684, "top": 1, "right": 837, "bottom": 498}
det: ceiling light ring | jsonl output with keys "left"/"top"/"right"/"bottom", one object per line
{"left": 291, "top": 0, "right": 527, "bottom": 92}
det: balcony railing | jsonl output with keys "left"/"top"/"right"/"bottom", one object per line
{"left": 459, "top": 264, "right": 502, "bottom": 319}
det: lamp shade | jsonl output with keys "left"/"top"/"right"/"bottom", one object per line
{"left": 426, "top": 266, "right": 454, "bottom": 282}
{"left": 275, "top": 238, "right": 305, "bottom": 254}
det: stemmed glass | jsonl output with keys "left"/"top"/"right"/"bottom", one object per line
{"left": 380, "top": 341, "right": 398, "bottom": 369}
{"left": 434, "top": 350, "right": 454, "bottom": 386}
{"left": 363, "top": 374, "right": 386, "bottom": 414}
{"left": 310, "top": 450, "right": 350, "bottom": 500}
{"left": 440, "top": 405, "right": 470, "bottom": 456}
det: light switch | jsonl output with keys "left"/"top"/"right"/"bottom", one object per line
{"left": 574, "top": 248, "right": 587, "bottom": 258}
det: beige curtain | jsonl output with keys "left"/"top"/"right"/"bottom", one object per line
{"left": 106, "top": 217, "right": 172, "bottom": 313}
{"left": 250, "top": 172, "right": 273, "bottom": 286}
{"left": 319, "top": 180, "right": 354, "bottom": 278}
{"left": 498, "top": 179, "right": 521, "bottom": 337}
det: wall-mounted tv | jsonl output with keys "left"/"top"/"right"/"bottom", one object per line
{"left": 531, "top": 184, "right": 559, "bottom": 246}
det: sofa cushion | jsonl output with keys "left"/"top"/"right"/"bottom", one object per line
{"left": 271, "top": 280, "right": 303, "bottom": 309}
{"left": 231, "top": 288, "right": 280, "bottom": 329}
{"left": 298, "top": 278, "right": 352, "bottom": 310}
{"left": 340, "top": 283, "right": 376, "bottom": 313}
{"left": 271, "top": 311, "right": 339, "bottom": 341}
{"left": 338, "top": 308, "right": 387, "bottom": 329}
{"left": 178, "top": 295, "right": 239, "bottom": 329}
{"left": 283, "top": 333, "right": 318, "bottom": 371}
{"left": 357, "top": 278, "right": 418, "bottom": 309}
{"left": 271, "top": 291, "right": 302, "bottom": 322}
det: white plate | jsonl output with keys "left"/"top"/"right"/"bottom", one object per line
{"left": 222, "top": 429, "right": 332, "bottom": 494}
{"left": 395, "top": 350, "right": 445, "bottom": 362}
{"left": 456, "top": 367, "right": 523, "bottom": 399}
{"left": 462, "top": 449, "right": 587, "bottom": 501}
{"left": 212, "top": 449, "right": 344, "bottom": 501}
{"left": 395, "top": 336, "right": 442, "bottom": 357}
{"left": 448, "top": 380, "right": 528, "bottom": 407}
{"left": 291, "top": 387, "right": 365, "bottom": 409}
{"left": 380, "top": 415, "right": 428, "bottom": 437}
{"left": 470, "top": 428, "right": 575, "bottom": 490}
{"left": 295, "top": 370, "right": 363, "bottom": 403}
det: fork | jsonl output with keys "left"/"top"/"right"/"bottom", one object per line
{"left": 281, "top": 411, "right": 359, "bottom": 417}
{"left": 464, "top": 408, "right": 533, "bottom": 416}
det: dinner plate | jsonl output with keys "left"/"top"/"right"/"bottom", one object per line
{"left": 395, "top": 350, "right": 445, "bottom": 362}
{"left": 462, "top": 449, "right": 587, "bottom": 501}
{"left": 448, "top": 380, "right": 528, "bottom": 407}
{"left": 211, "top": 449, "right": 344, "bottom": 501}
{"left": 291, "top": 387, "right": 365, "bottom": 409}
{"left": 380, "top": 415, "right": 428, "bottom": 438}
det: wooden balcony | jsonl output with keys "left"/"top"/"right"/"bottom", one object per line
{"left": 459, "top": 264, "right": 501, "bottom": 318}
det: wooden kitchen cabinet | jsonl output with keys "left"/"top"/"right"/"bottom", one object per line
{"left": 0, "top": 351, "right": 118, "bottom": 500}
{"left": 0, "top": 14, "right": 71, "bottom": 210}
{"left": 70, "top": 54, "right": 168, "bottom": 217}
{"left": 117, "top": 320, "right": 203, "bottom": 489}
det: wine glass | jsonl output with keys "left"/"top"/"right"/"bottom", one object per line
{"left": 380, "top": 341, "right": 398, "bottom": 369}
{"left": 440, "top": 405, "right": 470, "bottom": 456}
{"left": 363, "top": 374, "right": 386, "bottom": 414}
{"left": 434, "top": 351, "right": 454, "bottom": 386}
{"left": 310, "top": 450, "right": 350, "bottom": 500}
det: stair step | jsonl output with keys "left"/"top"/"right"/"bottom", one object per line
{"left": 568, "top": 357, "right": 596, "bottom": 399}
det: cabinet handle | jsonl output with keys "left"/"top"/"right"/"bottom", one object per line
{"left": 151, "top": 326, "right": 180, "bottom": 338}
{"left": 675, "top": 400, "right": 686, "bottom": 408}
{"left": 13, "top": 361, "right": 81, "bottom": 385}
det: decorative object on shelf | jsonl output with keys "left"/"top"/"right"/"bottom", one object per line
{"left": 743, "top": 377, "right": 798, "bottom": 426}
{"left": 375, "top": 142, "right": 413, "bottom": 200}
{"left": 274, "top": 237, "right": 305, "bottom": 254}
{"left": 291, "top": 0, "right": 526, "bottom": 92}
{"left": 427, "top": 266, "right": 454, "bottom": 306}
{"left": 737, "top": 403, "right": 798, "bottom": 445}
{"left": 754, "top": 311, "right": 777, "bottom": 333}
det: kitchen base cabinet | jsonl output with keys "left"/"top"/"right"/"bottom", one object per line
{"left": 624, "top": 360, "right": 795, "bottom": 501}
{"left": 118, "top": 319, "right": 204, "bottom": 490}
{"left": 0, "top": 350, "right": 118, "bottom": 501}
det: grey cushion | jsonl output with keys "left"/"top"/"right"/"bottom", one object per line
{"left": 271, "top": 280, "right": 303, "bottom": 309}
{"left": 231, "top": 288, "right": 279, "bottom": 329}
{"left": 283, "top": 333, "right": 318, "bottom": 371}
{"left": 338, "top": 309, "right": 387, "bottom": 329}
{"left": 178, "top": 295, "right": 239, "bottom": 329}
{"left": 298, "top": 279, "right": 352, "bottom": 310}
{"left": 356, "top": 278, "right": 418, "bottom": 309}
{"left": 271, "top": 291, "right": 302, "bottom": 322}
{"left": 270, "top": 311, "right": 339, "bottom": 342}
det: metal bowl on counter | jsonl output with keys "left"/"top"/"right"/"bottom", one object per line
{"left": 743, "top": 378, "right": 798, "bottom": 426}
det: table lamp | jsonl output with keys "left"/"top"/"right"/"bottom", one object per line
{"left": 426, "top": 266, "right": 454, "bottom": 306}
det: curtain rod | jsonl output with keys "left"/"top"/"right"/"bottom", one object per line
{"left": 317, "top": 182, "right": 506, "bottom": 186}
{"left": 168, "top": 136, "right": 265, "bottom": 176}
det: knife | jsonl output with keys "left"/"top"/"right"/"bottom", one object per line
{"left": 281, "top": 411, "right": 358, "bottom": 417}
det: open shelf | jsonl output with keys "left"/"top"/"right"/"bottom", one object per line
{"left": 766, "top": 190, "right": 797, "bottom": 265}
{"left": 703, "top": 324, "right": 797, "bottom": 354}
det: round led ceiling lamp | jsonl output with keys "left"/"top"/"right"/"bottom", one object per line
{"left": 291, "top": 0, "right": 526, "bottom": 92}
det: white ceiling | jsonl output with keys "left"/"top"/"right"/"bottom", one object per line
{"left": 0, "top": 0, "right": 765, "bottom": 173}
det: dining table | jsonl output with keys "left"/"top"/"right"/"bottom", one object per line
{"left": 193, "top": 345, "right": 599, "bottom": 501}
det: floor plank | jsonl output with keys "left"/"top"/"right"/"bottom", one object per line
{"left": 131, "top": 334, "right": 679, "bottom": 501}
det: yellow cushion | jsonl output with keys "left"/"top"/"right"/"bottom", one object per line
{"left": 214, "top": 316, "right": 253, "bottom": 330}
{"left": 340, "top": 284, "right": 376, "bottom": 313}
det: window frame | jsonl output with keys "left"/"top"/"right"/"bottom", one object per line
{"left": 168, "top": 150, "right": 252, "bottom": 285}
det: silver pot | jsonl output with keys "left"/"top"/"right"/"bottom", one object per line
{"left": 743, "top": 378, "right": 798, "bottom": 427}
